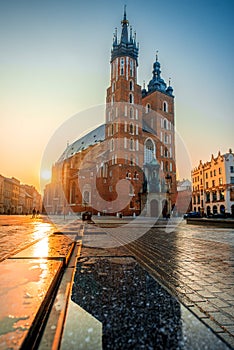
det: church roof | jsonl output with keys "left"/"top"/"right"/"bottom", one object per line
{"left": 57, "top": 124, "right": 105, "bottom": 163}
{"left": 57, "top": 121, "right": 158, "bottom": 163}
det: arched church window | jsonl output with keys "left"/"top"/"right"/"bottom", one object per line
{"left": 144, "top": 138, "right": 155, "bottom": 164}
{"left": 111, "top": 138, "right": 114, "bottom": 151}
{"left": 130, "top": 138, "right": 134, "bottom": 151}
{"left": 146, "top": 103, "right": 151, "bottom": 113}
{"left": 83, "top": 191, "right": 90, "bottom": 204}
{"left": 130, "top": 59, "right": 133, "bottom": 76}
{"left": 163, "top": 119, "right": 167, "bottom": 129}
{"left": 130, "top": 107, "right": 134, "bottom": 119}
{"left": 129, "top": 93, "right": 134, "bottom": 104}
{"left": 120, "top": 57, "right": 124, "bottom": 75}
{"left": 129, "top": 80, "right": 134, "bottom": 91}
{"left": 129, "top": 123, "right": 134, "bottom": 134}
{"left": 163, "top": 101, "right": 168, "bottom": 112}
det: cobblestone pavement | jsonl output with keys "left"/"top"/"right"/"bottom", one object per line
{"left": 1, "top": 216, "right": 234, "bottom": 348}
{"left": 0, "top": 215, "right": 74, "bottom": 261}
{"left": 97, "top": 221, "right": 234, "bottom": 348}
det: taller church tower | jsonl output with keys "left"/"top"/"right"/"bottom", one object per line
{"left": 103, "top": 7, "right": 144, "bottom": 214}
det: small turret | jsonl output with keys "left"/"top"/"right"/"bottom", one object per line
{"left": 144, "top": 53, "right": 174, "bottom": 97}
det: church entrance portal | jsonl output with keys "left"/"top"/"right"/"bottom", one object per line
{"left": 150, "top": 200, "right": 159, "bottom": 217}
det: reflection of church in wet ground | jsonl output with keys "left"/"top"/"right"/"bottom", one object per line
{"left": 43, "top": 9, "right": 177, "bottom": 217}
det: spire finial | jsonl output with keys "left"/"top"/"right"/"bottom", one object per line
{"left": 121, "top": 4, "right": 128, "bottom": 26}
{"left": 143, "top": 80, "right": 145, "bottom": 89}
{"left": 156, "top": 50, "right": 159, "bottom": 62}
{"left": 169, "top": 77, "right": 171, "bottom": 86}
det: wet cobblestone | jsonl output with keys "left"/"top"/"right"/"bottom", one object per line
{"left": 99, "top": 221, "right": 234, "bottom": 347}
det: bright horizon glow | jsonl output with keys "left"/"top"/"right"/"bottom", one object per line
{"left": 40, "top": 169, "right": 52, "bottom": 181}
{"left": 0, "top": 0, "right": 233, "bottom": 193}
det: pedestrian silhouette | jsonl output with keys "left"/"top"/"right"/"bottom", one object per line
{"left": 32, "top": 208, "right": 36, "bottom": 218}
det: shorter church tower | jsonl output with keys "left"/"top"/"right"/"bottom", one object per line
{"left": 142, "top": 53, "right": 177, "bottom": 214}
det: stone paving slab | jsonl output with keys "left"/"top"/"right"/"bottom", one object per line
{"left": 11, "top": 234, "right": 75, "bottom": 266}
{"left": 0, "top": 258, "right": 63, "bottom": 350}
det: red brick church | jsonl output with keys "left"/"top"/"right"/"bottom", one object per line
{"left": 43, "top": 8, "right": 177, "bottom": 217}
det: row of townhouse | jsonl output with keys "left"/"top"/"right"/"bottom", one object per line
{"left": 191, "top": 149, "right": 234, "bottom": 216}
{"left": 0, "top": 175, "right": 42, "bottom": 215}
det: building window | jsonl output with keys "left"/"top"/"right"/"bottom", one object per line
{"left": 210, "top": 171, "right": 212, "bottom": 177}
{"left": 144, "top": 138, "right": 154, "bottom": 163}
{"left": 163, "top": 119, "right": 167, "bottom": 129}
{"left": 219, "top": 167, "right": 222, "bottom": 174}
{"left": 206, "top": 173, "right": 208, "bottom": 179}
{"left": 219, "top": 178, "right": 223, "bottom": 185}
{"left": 126, "top": 170, "right": 131, "bottom": 179}
{"left": 212, "top": 191, "right": 217, "bottom": 202}
{"left": 130, "top": 80, "right": 134, "bottom": 91}
{"left": 133, "top": 171, "right": 138, "bottom": 180}
{"left": 214, "top": 169, "right": 216, "bottom": 176}
{"left": 130, "top": 107, "right": 134, "bottom": 119}
{"left": 220, "top": 190, "right": 225, "bottom": 201}
{"left": 120, "top": 57, "right": 124, "bottom": 75}
{"left": 129, "top": 123, "right": 134, "bottom": 134}
{"left": 230, "top": 166, "right": 234, "bottom": 173}
{"left": 231, "top": 177, "right": 234, "bottom": 184}
{"left": 212, "top": 180, "right": 215, "bottom": 187}
{"left": 83, "top": 191, "right": 90, "bottom": 204}
{"left": 130, "top": 59, "right": 133, "bottom": 76}
{"left": 130, "top": 138, "right": 134, "bottom": 151}
{"left": 129, "top": 93, "right": 134, "bottom": 104}
{"left": 146, "top": 103, "right": 151, "bottom": 113}
{"left": 163, "top": 101, "right": 168, "bottom": 112}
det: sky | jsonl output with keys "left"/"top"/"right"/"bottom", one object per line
{"left": 0, "top": 0, "right": 233, "bottom": 193}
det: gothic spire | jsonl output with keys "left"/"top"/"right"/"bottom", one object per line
{"left": 121, "top": 5, "right": 129, "bottom": 44}
{"left": 111, "top": 7, "right": 139, "bottom": 64}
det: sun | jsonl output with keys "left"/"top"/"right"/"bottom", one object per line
{"left": 41, "top": 169, "right": 51, "bottom": 181}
